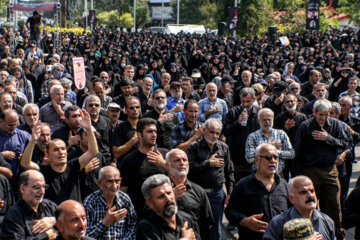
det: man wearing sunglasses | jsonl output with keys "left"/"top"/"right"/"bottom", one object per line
{"left": 225, "top": 143, "right": 288, "bottom": 240}
{"left": 2, "top": 170, "right": 58, "bottom": 239}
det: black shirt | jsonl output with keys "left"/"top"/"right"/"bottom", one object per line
{"left": 137, "top": 210, "right": 199, "bottom": 240}
{"left": 110, "top": 120, "right": 137, "bottom": 163}
{"left": 1, "top": 199, "right": 57, "bottom": 240}
{"left": 91, "top": 115, "right": 112, "bottom": 161}
{"left": 142, "top": 109, "right": 180, "bottom": 149}
{"left": 175, "top": 179, "right": 218, "bottom": 240}
{"left": 52, "top": 125, "right": 75, "bottom": 147}
{"left": 274, "top": 111, "right": 307, "bottom": 146}
{"left": 120, "top": 148, "right": 167, "bottom": 218}
{"left": 343, "top": 186, "right": 360, "bottom": 239}
{"left": 223, "top": 105, "right": 260, "bottom": 168}
{"left": 0, "top": 174, "right": 14, "bottom": 222}
{"left": 263, "top": 95, "right": 285, "bottom": 117}
{"left": 187, "top": 138, "right": 234, "bottom": 194}
{"left": 301, "top": 81, "right": 315, "bottom": 102}
{"left": 18, "top": 123, "right": 32, "bottom": 134}
{"left": 40, "top": 159, "right": 82, "bottom": 204}
{"left": 31, "top": 145, "right": 45, "bottom": 165}
{"left": 224, "top": 174, "right": 288, "bottom": 240}
{"left": 295, "top": 117, "right": 350, "bottom": 169}
{"left": 138, "top": 92, "right": 153, "bottom": 114}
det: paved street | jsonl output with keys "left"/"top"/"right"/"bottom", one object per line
{"left": 221, "top": 146, "right": 360, "bottom": 239}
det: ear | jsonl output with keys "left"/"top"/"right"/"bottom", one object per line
{"left": 20, "top": 184, "right": 25, "bottom": 195}
{"left": 97, "top": 179, "right": 102, "bottom": 188}
{"left": 137, "top": 131, "right": 142, "bottom": 140}
{"left": 56, "top": 220, "right": 64, "bottom": 233}
{"left": 288, "top": 195, "right": 295, "bottom": 205}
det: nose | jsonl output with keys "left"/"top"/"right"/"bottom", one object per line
{"left": 79, "top": 218, "right": 86, "bottom": 228}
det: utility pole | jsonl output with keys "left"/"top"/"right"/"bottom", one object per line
{"left": 233, "top": 0, "right": 240, "bottom": 38}
{"left": 84, "top": 0, "right": 88, "bottom": 29}
{"left": 134, "top": 0, "right": 136, "bottom": 31}
{"left": 91, "top": 0, "right": 93, "bottom": 31}
{"left": 161, "top": 0, "right": 164, "bottom": 27}
{"left": 177, "top": 0, "right": 179, "bottom": 25}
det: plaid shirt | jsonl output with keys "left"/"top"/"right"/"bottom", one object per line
{"left": 172, "top": 121, "right": 202, "bottom": 148}
{"left": 245, "top": 128, "right": 295, "bottom": 174}
{"left": 338, "top": 90, "right": 360, "bottom": 118}
{"left": 197, "top": 97, "right": 228, "bottom": 123}
{"left": 83, "top": 190, "right": 137, "bottom": 240}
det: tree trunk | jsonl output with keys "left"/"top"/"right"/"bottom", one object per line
{"left": 60, "top": 0, "right": 67, "bottom": 27}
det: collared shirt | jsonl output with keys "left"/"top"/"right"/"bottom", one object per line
{"left": 165, "top": 97, "right": 185, "bottom": 122}
{"left": 274, "top": 111, "right": 307, "bottom": 146}
{"left": 174, "top": 179, "right": 217, "bottom": 240}
{"left": 338, "top": 90, "right": 360, "bottom": 118}
{"left": 224, "top": 173, "right": 288, "bottom": 240}
{"left": 39, "top": 100, "right": 73, "bottom": 132}
{"left": 136, "top": 210, "right": 199, "bottom": 240}
{"left": 245, "top": 128, "right": 295, "bottom": 174}
{"left": 187, "top": 138, "right": 234, "bottom": 194}
{"left": 83, "top": 190, "right": 137, "bottom": 240}
{"left": 0, "top": 173, "right": 14, "bottom": 219}
{"left": 0, "top": 128, "right": 31, "bottom": 174}
{"left": 171, "top": 121, "right": 202, "bottom": 148}
{"left": 263, "top": 207, "right": 335, "bottom": 240}
{"left": 198, "top": 97, "right": 228, "bottom": 123}
{"left": 223, "top": 105, "right": 261, "bottom": 167}
{"left": 295, "top": 117, "right": 350, "bottom": 169}
{"left": 1, "top": 199, "right": 57, "bottom": 240}
{"left": 91, "top": 115, "right": 113, "bottom": 161}
{"left": 110, "top": 120, "right": 137, "bottom": 162}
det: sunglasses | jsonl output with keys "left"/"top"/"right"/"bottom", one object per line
{"left": 128, "top": 106, "right": 140, "bottom": 110}
{"left": 89, "top": 104, "right": 100, "bottom": 107}
{"left": 259, "top": 154, "right": 279, "bottom": 161}
{"left": 290, "top": 88, "right": 299, "bottom": 91}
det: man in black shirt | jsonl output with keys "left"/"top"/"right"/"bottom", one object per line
{"left": 137, "top": 174, "right": 197, "bottom": 240}
{"left": 20, "top": 110, "right": 99, "bottom": 204}
{"left": 187, "top": 118, "right": 234, "bottom": 240}
{"left": 120, "top": 118, "right": 167, "bottom": 219}
{"left": 223, "top": 87, "right": 260, "bottom": 182}
{"left": 225, "top": 143, "right": 288, "bottom": 240}
{"left": 0, "top": 173, "right": 14, "bottom": 233}
{"left": 142, "top": 88, "right": 179, "bottom": 149}
{"left": 274, "top": 94, "right": 307, "bottom": 179}
{"left": 166, "top": 148, "right": 217, "bottom": 240}
{"left": 18, "top": 103, "right": 39, "bottom": 134}
{"left": 26, "top": 11, "right": 41, "bottom": 45}
{"left": 295, "top": 99, "right": 349, "bottom": 240}
{"left": 301, "top": 70, "right": 321, "bottom": 102}
{"left": 2, "top": 170, "right": 58, "bottom": 239}
{"left": 111, "top": 97, "right": 141, "bottom": 164}
{"left": 31, "top": 122, "right": 51, "bottom": 165}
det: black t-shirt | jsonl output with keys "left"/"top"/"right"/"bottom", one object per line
{"left": 120, "top": 148, "right": 167, "bottom": 218}
{"left": 110, "top": 120, "right": 137, "bottom": 163}
{"left": 40, "top": 159, "right": 81, "bottom": 204}
{"left": 26, "top": 16, "right": 41, "bottom": 31}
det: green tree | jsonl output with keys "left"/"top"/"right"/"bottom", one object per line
{"left": 0, "top": 0, "right": 8, "bottom": 17}
{"left": 130, "top": 0, "right": 151, "bottom": 28}
{"left": 97, "top": 10, "right": 120, "bottom": 28}
{"left": 199, "top": 3, "right": 219, "bottom": 29}
{"left": 170, "top": 0, "right": 209, "bottom": 24}
{"left": 119, "top": 12, "right": 134, "bottom": 28}
{"left": 338, "top": 0, "right": 360, "bottom": 26}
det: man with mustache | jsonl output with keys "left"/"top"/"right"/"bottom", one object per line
{"left": 2, "top": 170, "right": 58, "bottom": 239}
{"left": 30, "top": 122, "right": 51, "bottom": 165}
{"left": 137, "top": 174, "right": 197, "bottom": 240}
{"left": 263, "top": 176, "right": 335, "bottom": 240}
{"left": 83, "top": 166, "right": 137, "bottom": 239}
{"left": 225, "top": 143, "right": 288, "bottom": 240}
{"left": 166, "top": 148, "right": 217, "bottom": 239}
{"left": 55, "top": 200, "right": 94, "bottom": 240}
{"left": 246, "top": 108, "right": 294, "bottom": 175}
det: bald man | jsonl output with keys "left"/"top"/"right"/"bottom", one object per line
{"left": 55, "top": 200, "right": 93, "bottom": 240}
{"left": 2, "top": 170, "right": 57, "bottom": 239}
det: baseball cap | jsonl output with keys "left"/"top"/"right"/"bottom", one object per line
{"left": 170, "top": 81, "right": 181, "bottom": 88}
{"left": 272, "top": 81, "right": 288, "bottom": 95}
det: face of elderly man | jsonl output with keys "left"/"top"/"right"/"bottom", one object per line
{"left": 259, "top": 110, "right": 274, "bottom": 133}
{"left": 146, "top": 182, "right": 177, "bottom": 218}
{"left": 167, "top": 149, "right": 189, "bottom": 179}
{"left": 289, "top": 177, "right": 317, "bottom": 215}
{"left": 254, "top": 144, "right": 279, "bottom": 177}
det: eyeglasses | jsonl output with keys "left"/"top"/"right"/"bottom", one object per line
{"left": 105, "top": 179, "right": 121, "bottom": 184}
{"left": 290, "top": 88, "right": 299, "bottom": 91}
{"left": 101, "top": 76, "right": 109, "bottom": 79}
{"left": 128, "top": 106, "right": 141, "bottom": 110}
{"left": 31, "top": 184, "right": 49, "bottom": 191}
{"left": 155, "top": 96, "right": 166, "bottom": 100}
{"left": 259, "top": 154, "right": 279, "bottom": 161}
{"left": 88, "top": 104, "right": 100, "bottom": 107}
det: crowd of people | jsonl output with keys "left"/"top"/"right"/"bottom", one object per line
{"left": 0, "top": 22, "right": 360, "bottom": 240}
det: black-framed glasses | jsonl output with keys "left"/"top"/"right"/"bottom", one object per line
{"left": 31, "top": 184, "right": 49, "bottom": 191}
{"left": 89, "top": 104, "right": 100, "bottom": 107}
{"left": 155, "top": 96, "right": 166, "bottom": 100}
{"left": 128, "top": 106, "right": 141, "bottom": 110}
{"left": 259, "top": 154, "right": 279, "bottom": 161}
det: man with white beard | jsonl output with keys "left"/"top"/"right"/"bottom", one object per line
{"left": 225, "top": 143, "right": 289, "bottom": 240}
{"left": 274, "top": 94, "right": 307, "bottom": 180}
{"left": 246, "top": 108, "right": 294, "bottom": 175}
{"left": 166, "top": 148, "right": 217, "bottom": 240}
{"left": 187, "top": 118, "right": 234, "bottom": 240}
{"left": 166, "top": 81, "right": 185, "bottom": 122}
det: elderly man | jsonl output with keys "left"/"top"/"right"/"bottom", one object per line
{"left": 83, "top": 166, "right": 137, "bottom": 239}
{"left": 39, "top": 85, "right": 73, "bottom": 132}
{"left": 2, "top": 170, "right": 58, "bottom": 239}
{"left": 138, "top": 76, "right": 153, "bottom": 113}
{"left": 20, "top": 110, "right": 99, "bottom": 204}
{"left": 106, "top": 102, "right": 122, "bottom": 128}
{"left": 245, "top": 108, "right": 294, "bottom": 175}
{"left": 137, "top": 174, "right": 197, "bottom": 240}
{"left": 0, "top": 109, "right": 31, "bottom": 175}
{"left": 223, "top": 87, "right": 261, "bottom": 181}
{"left": 264, "top": 176, "right": 335, "bottom": 240}
{"left": 289, "top": 81, "right": 309, "bottom": 112}
{"left": 18, "top": 103, "right": 39, "bottom": 134}
{"left": 166, "top": 81, "right": 185, "bottom": 122}
{"left": 198, "top": 82, "right": 228, "bottom": 123}
{"left": 225, "top": 143, "right": 288, "bottom": 240}
{"left": 166, "top": 148, "right": 217, "bottom": 240}
{"left": 55, "top": 200, "right": 94, "bottom": 240}
{"left": 30, "top": 123, "right": 51, "bottom": 165}
{"left": 187, "top": 118, "right": 234, "bottom": 239}
{"left": 295, "top": 99, "right": 350, "bottom": 240}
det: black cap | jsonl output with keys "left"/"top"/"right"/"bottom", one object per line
{"left": 221, "top": 75, "right": 236, "bottom": 83}
{"left": 170, "top": 81, "right": 181, "bottom": 88}
{"left": 272, "top": 81, "right": 288, "bottom": 95}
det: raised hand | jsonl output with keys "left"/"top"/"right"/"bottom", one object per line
{"left": 79, "top": 109, "right": 92, "bottom": 129}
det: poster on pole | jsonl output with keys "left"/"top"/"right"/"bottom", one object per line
{"left": 306, "top": 0, "right": 320, "bottom": 30}
{"left": 73, "top": 57, "right": 86, "bottom": 90}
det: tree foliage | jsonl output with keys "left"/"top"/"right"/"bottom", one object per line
{"left": 338, "top": 0, "right": 360, "bottom": 26}
{"left": 119, "top": 12, "right": 134, "bottom": 28}
{"left": 130, "top": 0, "right": 151, "bottom": 27}
{"left": 170, "top": 0, "right": 209, "bottom": 25}
{"left": 97, "top": 10, "right": 120, "bottom": 28}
